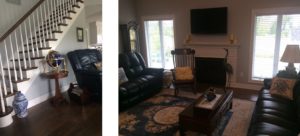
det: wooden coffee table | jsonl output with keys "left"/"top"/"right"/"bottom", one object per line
{"left": 179, "top": 89, "right": 233, "bottom": 136}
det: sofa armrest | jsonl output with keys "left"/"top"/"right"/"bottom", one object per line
{"left": 263, "top": 78, "right": 272, "bottom": 89}
{"left": 143, "top": 68, "right": 164, "bottom": 76}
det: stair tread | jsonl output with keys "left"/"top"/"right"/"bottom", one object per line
{"left": 4, "top": 76, "right": 30, "bottom": 83}
{"left": 11, "top": 56, "right": 45, "bottom": 61}
{"left": 0, "top": 106, "right": 13, "bottom": 116}
{"left": 19, "top": 47, "right": 52, "bottom": 53}
{"left": 3, "top": 66, "right": 38, "bottom": 71}
{"left": 3, "top": 90, "right": 18, "bottom": 98}
{"left": 77, "top": 0, "right": 84, "bottom": 3}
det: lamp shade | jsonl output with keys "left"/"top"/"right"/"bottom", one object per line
{"left": 280, "top": 44, "right": 300, "bottom": 63}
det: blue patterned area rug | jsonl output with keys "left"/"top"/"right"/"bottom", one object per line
{"left": 119, "top": 94, "right": 232, "bottom": 136}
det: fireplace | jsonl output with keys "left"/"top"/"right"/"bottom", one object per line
{"left": 195, "top": 57, "right": 226, "bottom": 86}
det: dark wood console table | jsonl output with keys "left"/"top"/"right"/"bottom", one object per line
{"left": 179, "top": 89, "right": 233, "bottom": 136}
{"left": 42, "top": 70, "right": 69, "bottom": 106}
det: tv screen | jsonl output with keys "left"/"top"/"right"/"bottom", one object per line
{"left": 190, "top": 7, "right": 227, "bottom": 35}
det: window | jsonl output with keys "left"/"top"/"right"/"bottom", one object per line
{"left": 144, "top": 19, "right": 175, "bottom": 69}
{"left": 251, "top": 8, "right": 300, "bottom": 81}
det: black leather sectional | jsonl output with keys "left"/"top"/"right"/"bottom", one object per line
{"left": 248, "top": 78, "right": 300, "bottom": 136}
{"left": 119, "top": 52, "right": 164, "bottom": 111}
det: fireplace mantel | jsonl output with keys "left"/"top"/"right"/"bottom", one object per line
{"left": 184, "top": 41, "right": 239, "bottom": 48}
{"left": 184, "top": 41, "right": 239, "bottom": 84}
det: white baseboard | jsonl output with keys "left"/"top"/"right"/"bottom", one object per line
{"left": 230, "top": 82, "right": 262, "bottom": 91}
{"left": 27, "top": 85, "right": 70, "bottom": 109}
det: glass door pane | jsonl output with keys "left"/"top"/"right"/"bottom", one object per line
{"left": 278, "top": 14, "right": 300, "bottom": 71}
{"left": 146, "top": 21, "right": 162, "bottom": 68}
{"left": 162, "top": 20, "right": 174, "bottom": 69}
{"left": 252, "top": 15, "right": 278, "bottom": 80}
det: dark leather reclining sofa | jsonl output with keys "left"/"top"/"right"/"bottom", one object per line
{"left": 67, "top": 49, "right": 102, "bottom": 102}
{"left": 119, "top": 52, "right": 164, "bottom": 111}
{"left": 247, "top": 78, "right": 300, "bottom": 135}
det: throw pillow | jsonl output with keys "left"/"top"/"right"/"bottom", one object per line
{"left": 175, "top": 67, "right": 193, "bottom": 80}
{"left": 119, "top": 67, "right": 128, "bottom": 85}
{"left": 270, "top": 77, "right": 296, "bottom": 100}
{"left": 94, "top": 62, "right": 102, "bottom": 71}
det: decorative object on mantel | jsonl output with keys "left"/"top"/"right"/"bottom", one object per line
{"left": 12, "top": 91, "right": 28, "bottom": 118}
{"left": 223, "top": 48, "right": 233, "bottom": 88}
{"left": 280, "top": 44, "right": 300, "bottom": 76}
{"left": 185, "top": 34, "right": 192, "bottom": 43}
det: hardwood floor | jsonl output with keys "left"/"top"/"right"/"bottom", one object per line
{"left": 0, "top": 98, "right": 102, "bottom": 136}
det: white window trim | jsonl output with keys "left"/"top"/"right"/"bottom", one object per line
{"left": 141, "top": 15, "right": 176, "bottom": 67}
{"left": 248, "top": 7, "right": 300, "bottom": 83}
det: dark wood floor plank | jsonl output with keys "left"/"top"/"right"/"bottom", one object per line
{"left": 0, "top": 97, "right": 102, "bottom": 136}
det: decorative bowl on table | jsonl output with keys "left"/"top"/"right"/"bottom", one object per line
{"left": 204, "top": 87, "right": 216, "bottom": 101}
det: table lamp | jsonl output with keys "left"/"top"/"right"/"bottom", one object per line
{"left": 280, "top": 44, "right": 300, "bottom": 74}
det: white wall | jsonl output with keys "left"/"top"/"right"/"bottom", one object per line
{"left": 0, "top": 0, "right": 39, "bottom": 36}
{"left": 134, "top": 0, "right": 300, "bottom": 87}
{"left": 119, "top": 0, "right": 137, "bottom": 53}
{"left": 25, "top": 8, "right": 88, "bottom": 101}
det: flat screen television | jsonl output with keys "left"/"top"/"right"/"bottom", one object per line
{"left": 190, "top": 7, "right": 227, "bottom": 35}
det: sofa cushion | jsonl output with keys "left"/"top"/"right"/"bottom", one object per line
{"left": 119, "top": 52, "right": 145, "bottom": 79}
{"left": 270, "top": 77, "right": 296, "bottom": 100}
{"left": 175, "top": 67, "right": 194, "bottom": 80}
{"left": 249, "top": 122, "right": 298, "bottom": 136}
{"left": 119, "top": 82, "right": 140, "bottom": 99}
{"left": 119, "top": 67, "right": 129, "bottom": 85}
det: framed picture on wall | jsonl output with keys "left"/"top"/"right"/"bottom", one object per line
{"left": 77, "top": 27, "right": 84, "bottom": 42}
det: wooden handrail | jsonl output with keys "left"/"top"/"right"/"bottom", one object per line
{"left": 0, "top": 0, "right": 46, "bottom": 42}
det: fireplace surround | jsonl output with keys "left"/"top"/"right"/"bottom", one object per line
{"left": 195, "top": 57, "right": 226, "bottom": 87}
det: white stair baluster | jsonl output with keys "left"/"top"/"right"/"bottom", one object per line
{"left": 24, "top": 20, "right": 32, "bottom": 67}
{"left": 28, "top": 16, "right": 36, "bottom": 58}
{"left": 20, "top": 25, "right": 27, "bottom": 69}
{"left": 51, "top": 0, "right": 58, "bottom": 32}
{"left": 4, "top": 40, "right": 13, "bottom": 93}
{"left": 0, "top": 49, "right": 7, "bottom": 96}
{"left": 0, "top": 80, "right": 5, "bottom": 113}
{"left": 47, "top": 0, "right": 52, "bottom": 37}
{"left": 14, "top": 30, "right": 23, "bottom": 80}
{"left": 43, "top": 2, "right": 50, "bottom": 39}
{"left": 39, "top": 7, "right": 46, "bottom": 48}
{"left": 32, "top": 11, "right": 40, "bottom": 57}
{"left": 9, "top": 35, "right": 17, "bottom": 82}
{"left": 60, "top": 0, "right": 63, "bottom": 24}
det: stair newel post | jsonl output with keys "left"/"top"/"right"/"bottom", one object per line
{"left": 32, "top": 11, "right": 40, "bottom": 57}
{"left": 0, "top": 51, "right": 7, "bottom": 96}
{"left": 19, "top": 25, "right": 27, "bottom": 69}
{"left": 9, "top": 35, "right": 17, "bottom": 82}
{"left": 4, "top": 40, "right": 13, "bottom": 94}
{"left": 14, "top": 30, "right": 23, "bottom": 80}
{"left": 24, "top": 20, "right": 33, "bottom": 67}
{"left": 43, "top": 2, "right": 50, "bottom": 39}
{"left": 39, "top": 6, "right": 46, "bottom": 48}
{"left": 28, "top": 16, "right": 36, "bottom": 58}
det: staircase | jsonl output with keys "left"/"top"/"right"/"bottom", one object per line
{"left": 0, "top": 0, "right": 85, "bottom": 127}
